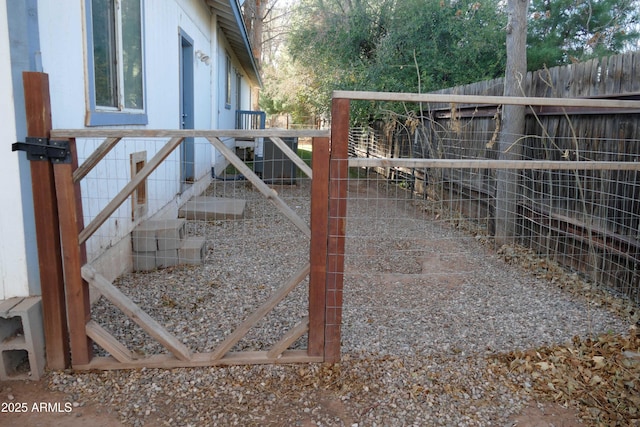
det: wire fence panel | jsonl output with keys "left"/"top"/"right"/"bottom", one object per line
{"left": 347, "top": 111, "right": 640, "bottom": 306}
{"left": 73, "top": 134, "right": 315, "bottom": 363}
{"left": 338, "top": 159, "right": 636, "bottom": 361}
{"left": 331, "top": 87, "right": 640, "bottom": 364}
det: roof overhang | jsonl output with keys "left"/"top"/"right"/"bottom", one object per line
{"left": 206, "top": 0, "right": 262, "bottom": 87}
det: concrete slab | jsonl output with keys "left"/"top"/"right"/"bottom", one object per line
{"left": 156, "top": 249, "right": 179, "bottom": 268}
{"left": 179, "top": 237, "right": 207, "bottom": 265}
{"left": 178, "top": 197, "right": 246, "bottom": 221}
{"left": 133, "top": 252, "right": 156, "bottom": 272}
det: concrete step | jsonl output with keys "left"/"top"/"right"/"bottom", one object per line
{"left": 178, "top": 196, "right": 246, "bottom": 221}
{"left": 179, "top": 237, "right": 207, "bottom": 265}
{"left": 132, "top": 219, "right": 186, "bottom": 252}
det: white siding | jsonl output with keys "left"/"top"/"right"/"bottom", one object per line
{"left": 3, "top": 0, "right": 259, "bottom": 282}
{"left": 35, "top": 0, "right": 221, "bottom": 264}
{"left": 0, "top": 1, "right": 30, "bottom": 298}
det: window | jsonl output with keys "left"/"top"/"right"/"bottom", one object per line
{"left": 87, "top": 0, "right": 147, "bottom": 125}
{"left": 225, "top": 54, "right": 232, "bottom": 109}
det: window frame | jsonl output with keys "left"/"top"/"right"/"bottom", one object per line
{"left": 85, "top": 0, "right": 148, "bottom": 126}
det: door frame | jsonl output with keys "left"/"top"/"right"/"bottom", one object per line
{"left": 179, "top": 29, "right": 195, "bottom": 190}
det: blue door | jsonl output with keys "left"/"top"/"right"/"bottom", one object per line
{"left": 179, "top": 30, "right": 194, "bottom": 190}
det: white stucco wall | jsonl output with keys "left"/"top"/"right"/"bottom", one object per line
{"left": 0, "top": 1, "right": 30, "bottom": 298}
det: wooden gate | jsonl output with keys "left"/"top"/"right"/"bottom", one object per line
{"left": 22, "top": 72, "right": 348, "bottom": 370}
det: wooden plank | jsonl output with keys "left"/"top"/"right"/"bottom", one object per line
{"left": 51, "top": 129, "right": 331, "bottom": 139}
{"left": 73, "top": 137, "right": 122, "bottom": 183}
{"left": 74, "top": 350, "right": 323, "bottom": 370}
{"left": 69, "top": 136, "right": 92, "bottom": 325}
{"left": 632, "top": 52, "right": 640, "bottom": 94}
{"left": 81, "top": 265, "right": 192, "bottom": 361}
{"left": 347, "top": 158, "right": 640, "bottom": 171}
{"left": 206, "top": 137, "right": 311, "bottom": 238}
{"left": 267, "top": 317, "right": 309, "bottom": 359}
{"left": 620, "top": 53, "right": 632, "bottom": 94}
{"left": 209, "top": 263, "right": 310, "bottom": 361}
{"left": 22, "top": 72, "right": 70, "bottom": 370}
{"left": 85, "top": 320, "right": 134, "bottom": 363}
{"left": 270, "top": 136, "right": 313, "bottom": 179}
{"left": 53, "top": 146, "right": 91, "bottom": 366}
{"left": 78, "top": 137, "right": 184, "bottom": 245}
{"left": 308, "top": 137, "right": 330, "bottom": 357}
{"left": 332, "top": 90, "right": 640, "bottom": 109}
{"left": 597, "top": 56, "right": 608, "bottom": 96}
{"left": 605, "top": 54, "right": 621, "bottom": 95}
{"left": 325, "top": 97, "right": 350, "bottom": 363}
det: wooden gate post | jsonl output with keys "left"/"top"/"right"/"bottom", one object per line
{"left": 22, "top": 72, "right": 70, "bottom": 369}
{"left": 52, "top": 137, "right": 93, "bottom": 366}
{"left": 308, "top": 137, "right": 330, "bottom": 357}
{"left": 325, "top": 98, "right": 350, "bottom": 363}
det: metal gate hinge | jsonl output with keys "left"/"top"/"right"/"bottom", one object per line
{"left": 12, "top": 137, "right": 71, "bottom": 163}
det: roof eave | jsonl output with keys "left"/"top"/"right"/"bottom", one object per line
{"left": 206, "top": 0, "right": 262, "bottom": 88}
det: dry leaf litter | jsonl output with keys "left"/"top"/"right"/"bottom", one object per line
{"left": 44, "top": 178, "right": 638, "bottom": 426}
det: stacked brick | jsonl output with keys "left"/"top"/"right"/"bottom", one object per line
{"left": 132, "top": 219, "right": 207, "bottom": 271}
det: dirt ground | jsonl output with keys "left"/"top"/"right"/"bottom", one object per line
{"left": 0, "top": 379, "right": 122, "bottom": 426}
{"left": 1, "top": 377, "right": 584, "bottom": 426}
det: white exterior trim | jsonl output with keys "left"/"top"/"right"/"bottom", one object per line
{"left": 0, "top": 0, "right": 30, "bottom": 299}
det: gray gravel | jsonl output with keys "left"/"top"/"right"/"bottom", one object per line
{"left": 48, "top": 177, "right": 631, "bottom": 426}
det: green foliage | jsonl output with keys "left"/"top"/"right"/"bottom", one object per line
{"left": 282, "top": 0, "right": 639, "bottom": 123}
{"left": 287, "top": 0, "right": 506, "bottom": 122}
{"left": 527, "top": 0, "right": 640, "bottom": 70}
{"left": 288, "top": 0, "right": 505, "bottom": 121}
{"left": 370, "top": 0, "right": 506, "bottom": 92}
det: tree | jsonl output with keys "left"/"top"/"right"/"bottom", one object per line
{"left": 275, "top": 0, "right": 639, "bottom": 123}
{"left": 495, "top": 0, "right": 529, "bottom": 246}
{"left": 257, "top": 0, "right": 323, "bottom": 122}
{"left": 370, "top": 0, "right": 506, "bottom": 93}
{"left": 527, "top": 0, "right": 640, "bottom": 70}
{"left": 287, "top": 0, "right": 507, "bottom": 123}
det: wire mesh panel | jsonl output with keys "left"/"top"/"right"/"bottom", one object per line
{"left": 55, "top": 131, "right": 320, "bottom": 367}
{"left": 334, "top": 93, "right": 640, "bottom": 363}
{"left": 93, "top": 197, "right": 310, "bottom": 356}
{"left": 339, "top": 161, "right": 636, "bottom": 359}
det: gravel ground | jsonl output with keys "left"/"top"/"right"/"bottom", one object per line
{"left": 46, "top": 177, "right": 637, "bottom": 426}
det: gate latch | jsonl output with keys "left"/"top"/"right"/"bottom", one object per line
{"left": 12, "top": 137, "right": 70, "bottom": 163}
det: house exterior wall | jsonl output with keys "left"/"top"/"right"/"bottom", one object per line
{"left": 1, "top": 0, "right": 40, "bottom": 299}
{"left": 1, "top": 0, "right": 261, "bottom": 291}
{"left": 212, "top": 23, "right": 255, "bottom": 172}
{"left": 33, "top": 0, "right": 215, "bottom": 269}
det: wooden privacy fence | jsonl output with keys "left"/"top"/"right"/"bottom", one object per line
{"left": 341, "top": 54, "right": 640, "bottom": 303}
